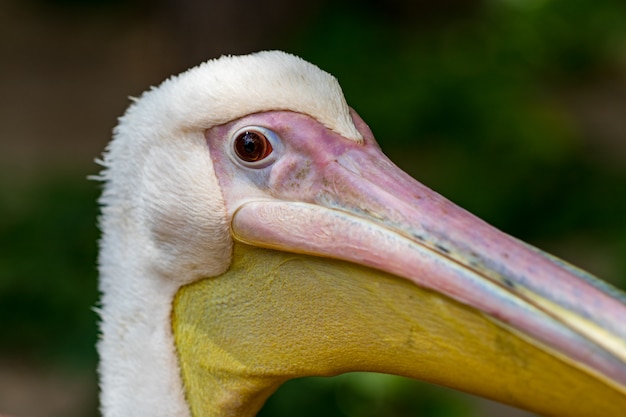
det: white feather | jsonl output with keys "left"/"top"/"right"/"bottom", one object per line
{"left": 96, "top": 51, "right": 360, "bottom": 417}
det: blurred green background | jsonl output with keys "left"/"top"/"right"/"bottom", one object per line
{"left": 1, "top": 0, "right": 625, "bottom": 416}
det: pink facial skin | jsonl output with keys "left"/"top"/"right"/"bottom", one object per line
{"left": 206, "top": 109, "right": 626, "bottom": 393}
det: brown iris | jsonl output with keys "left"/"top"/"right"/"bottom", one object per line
{"left": 234, "top": 131, "right": 273, "bottom": 162}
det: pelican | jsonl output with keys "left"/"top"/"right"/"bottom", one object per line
{"left": 97, "top": 50, "right": 626, "bottom": 417}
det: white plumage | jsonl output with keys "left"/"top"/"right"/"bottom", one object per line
{"left": 97, "top": 51, "right": 359, "bottom": 417}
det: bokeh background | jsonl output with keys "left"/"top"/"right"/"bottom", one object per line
{"left": 1, "top": 0, "right": 625, "bottom": 416}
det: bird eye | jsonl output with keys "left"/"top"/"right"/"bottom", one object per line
{"left": 233, "top": 130, "right": 273, "bottom": 163}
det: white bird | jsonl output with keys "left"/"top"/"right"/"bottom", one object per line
{"left": 97, "top": 50, "right": 626, "bottom": 417}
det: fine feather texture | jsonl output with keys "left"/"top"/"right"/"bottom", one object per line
{"left": 96, "top": 51, "right": 361, "bottom": 417}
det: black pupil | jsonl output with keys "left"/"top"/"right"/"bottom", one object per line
{"left": 242, "top": 134, "right": 258, "bottom": 154}
{"left": 235, "top": 131, "right": 272, "bottom": 162}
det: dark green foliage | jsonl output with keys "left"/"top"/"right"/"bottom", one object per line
{"left": 0, "top": 177, "right": 99, "bottom": 366}
{"left": 260, "top": 374, "right": 469, "bottom": 417}
{"left": 2, "top": 0, "right": 625, "bottom": 415}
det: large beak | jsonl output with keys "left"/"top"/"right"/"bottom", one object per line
{"left": 173, "top": 111, "right": 626, "bottom": 417}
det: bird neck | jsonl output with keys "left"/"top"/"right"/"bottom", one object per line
{"left": 97, "top": 230, "right": 193, "bottom": 417}
{"left": 96, "top": 114, "right": 232, "bottom": 416}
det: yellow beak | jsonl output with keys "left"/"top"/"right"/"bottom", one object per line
{"left": 173, "top": 243, "right": 626, "bottom": 417}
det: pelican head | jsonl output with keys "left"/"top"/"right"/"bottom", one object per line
{"left": 97, "top": 51, "right": 626, "bottom": 417}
